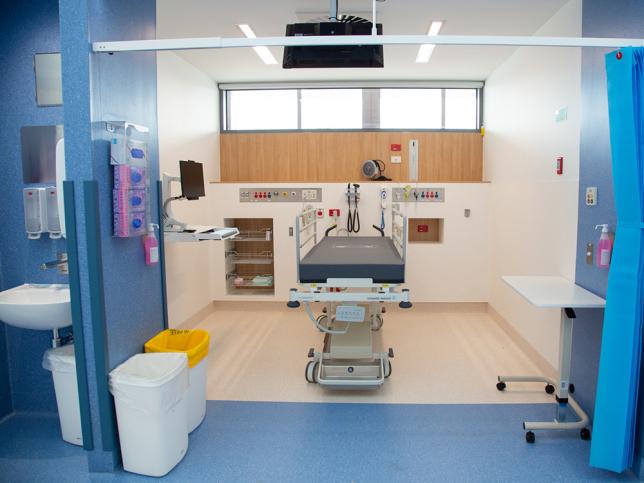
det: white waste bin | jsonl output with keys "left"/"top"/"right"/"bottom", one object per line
{"left": 144, "top": 329, "right": 210, "bottom": 433}
{"left": 42, "top": 344, "right": 83, "bottom": 446}
{"left": 187, "top": 356, "right": 207, "bottom": 432}
{"left": 109, "top": 352, "right": 189, "bottom": 477}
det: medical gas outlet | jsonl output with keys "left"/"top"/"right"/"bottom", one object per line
{"left": 240, "top": 187, "right": 322, "bottom": 203}
{"left": 392, "top": 187, "right": 445, "bottom": 202}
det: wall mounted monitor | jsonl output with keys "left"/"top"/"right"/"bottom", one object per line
{"left": 179, "top": 160, "right": 205, "bottom": 200}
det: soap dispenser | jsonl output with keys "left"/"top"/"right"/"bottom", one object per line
{"left": 595, "top": 224, "right": 613, "bottom": 269}
{"left": 143, "top": 223, "right": 159, "bottom": 265}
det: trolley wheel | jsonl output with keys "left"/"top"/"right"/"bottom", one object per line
{"left": 569, "top": 384, "right": 575, "bottom": 394}
{"left": 312, "top": 362, "right": 319, "bottom": 383}
{"left": 580, "top": 428, "right": 591, "bottom": 441}
{"left": 526, "top": 431, "right": 535, "bottom": 444}
{"left": 305, "top": 361, "right": 318, "bottom": 383}
{"left": 545, "top": 384, "right": 555, "bottom": 394}
{"left": 496, "top": 381, "right": 506, "bottom": 391}
{"left": 384, "top": 359, "right": 392, "bottom": 378}
{"left": 371, "top": 314, "right": 384, "bottom": 331}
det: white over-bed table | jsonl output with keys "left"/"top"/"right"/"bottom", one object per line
{"left": 498, "top": 275, "right": 606, "bottom": 443}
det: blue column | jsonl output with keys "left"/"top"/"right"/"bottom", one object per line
{"left": 59, "top": 0, "right": 163, "bottom": 472}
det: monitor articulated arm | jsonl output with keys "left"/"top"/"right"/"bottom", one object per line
{"left": 161, "top": 172, "right": 187, "bottom": 232}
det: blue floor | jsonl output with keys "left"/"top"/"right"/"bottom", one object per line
{"left": 0, "top": 401, "right": 636, "bottom": 482}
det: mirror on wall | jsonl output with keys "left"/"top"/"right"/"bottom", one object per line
{"left": 34, "top": 53, "right": 62, "bottom": 107}
{"left": 21, "top": 125, "right": 64, "bottom": 184}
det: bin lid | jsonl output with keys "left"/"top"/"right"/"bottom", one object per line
{"left": 109, "top": 352, "right": 188, "bottom": 388}
{"left": 144, "top": 329, "right": 210, "bottom": 368}
{"left": 42, "top": 344, "right": 76, "bottom": 373}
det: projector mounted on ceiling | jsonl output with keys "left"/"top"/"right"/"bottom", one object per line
{"left": 283, "top": 1, "right": 384, "bottom": 69}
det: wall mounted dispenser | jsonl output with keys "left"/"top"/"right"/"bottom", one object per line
{"left": 108, "top": 121, "right": 150, "bottom": 238}
{"left": 45, "top": 186, "right": 62, "bottom": 239}
{"left": 23, "top": 187, "right": 46, "bottom": 239}
{"left": 23, "top": 186, "right": 63, "bottom": 239}
{"left": 595, "top": 224, "right": 613, "bottom": 269}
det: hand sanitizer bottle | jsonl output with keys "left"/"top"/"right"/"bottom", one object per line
{"left": 595, "top": 224, "right": 613, "bottom": 269}
{"left": 143, "top": 223, "right": 159, "bottom": 265}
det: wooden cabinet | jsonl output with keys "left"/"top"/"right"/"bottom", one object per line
{"left": 224, "top": 218, "right": 274, "bottom": 295}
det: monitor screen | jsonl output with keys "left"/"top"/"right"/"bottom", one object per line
{"left": 179, "top": 160, "right": 205, "bottom": 200}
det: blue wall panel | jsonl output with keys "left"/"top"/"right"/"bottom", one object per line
{"left": 59, "top": 0, "right": 162, "bottom": 471}
{"left": 86, "top": 0, "right": 163, "bottom": 366}
{"left": 0, "top": 0, "right": 68, "bottom": 414}
{"left": 572, "top": 0, "right": 644, "bottom": 472}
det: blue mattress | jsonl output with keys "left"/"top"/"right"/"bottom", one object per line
{"left": 299, "top": 236, "right": 405, "bottom": 283}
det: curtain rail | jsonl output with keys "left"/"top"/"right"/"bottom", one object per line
{"left": 93, "top": 34, "right": 644, "bottom": 53}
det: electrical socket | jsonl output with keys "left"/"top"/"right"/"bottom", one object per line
{"left": 585, "top": 187, "right": 597, "bottom": 206}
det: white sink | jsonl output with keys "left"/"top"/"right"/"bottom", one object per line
{"left": 0, "top": 284, "right": 71, "bottom": 330}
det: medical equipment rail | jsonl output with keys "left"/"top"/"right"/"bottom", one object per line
{"left": 287, "top": 206, "right": 411, "bottom": 389}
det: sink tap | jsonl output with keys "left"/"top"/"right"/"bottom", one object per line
{"left": 41, "top": 252, "right": 68, "bottom": 275}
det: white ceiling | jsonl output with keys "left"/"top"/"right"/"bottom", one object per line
{"left": 156, "top": 0, "right": 570, "bottom": 83}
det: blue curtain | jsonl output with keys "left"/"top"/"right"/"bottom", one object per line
{"left": 590, "top": 47, "right": 644, "bottom": 473}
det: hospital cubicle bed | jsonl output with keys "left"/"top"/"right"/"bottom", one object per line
{"left": 287, "top": 206, "right": 412, "bottom": 390}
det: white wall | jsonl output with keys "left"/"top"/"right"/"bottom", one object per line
{"left": 483, "top": 0, "right": 582, "bottom": 368}
{"left": 207, "top": 183, "right": 491, "bottom": 303}
{"left": 157, "top": 52, "right": 220, "bottom": 325}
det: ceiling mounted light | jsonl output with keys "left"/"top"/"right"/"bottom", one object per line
{"left": 236, "top": 24, "right": 278, "bottom": 65}
{"left": 416, "top": 21, "right": 443, "bottom": 63}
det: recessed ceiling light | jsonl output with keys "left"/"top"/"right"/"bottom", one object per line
{"left": 416, "top": 21, "right": 443, "bottom": 63}
{"left": 236, "top": 24, "right": 278, "bottom": 65}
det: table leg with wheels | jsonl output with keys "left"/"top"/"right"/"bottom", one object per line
{"left": 496, "top": 307, "right": 591, "bottom": 443}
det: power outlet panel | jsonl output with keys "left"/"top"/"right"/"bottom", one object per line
{"left": 240, "top": 188, "right": 322, "bottom": 203}
{"left": 392, "top": 187, "right": 445, "bottom": 202}
{"left": 585, "top": 187, "right": 597, "bottom": 206}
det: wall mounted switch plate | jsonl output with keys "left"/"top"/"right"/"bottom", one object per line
{"left": 289, "top": 227, "right": 293, "bottom": 237}
{"left": 585, "top": 187, "right": 597, "bottom": 206}
{"left": 586, "top": 243, "right": 593, "bottom": 264}
{"left": 555, "top": 107, "right": 568, "bottom": 123}
{"left": 390, "top": 155, "right": 402, "bottom": 164}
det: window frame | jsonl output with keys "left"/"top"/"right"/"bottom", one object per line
{"left": 221, "top": 85, "right": 482, "bottom": 133}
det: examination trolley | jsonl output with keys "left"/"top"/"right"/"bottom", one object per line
{"left": 287, "top": 206, "right": 412, "bottom": 389}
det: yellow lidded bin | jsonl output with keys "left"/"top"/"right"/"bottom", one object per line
{"left": 144, "top": 329, "right": 210, "bottom": 432}
{"left": 144, "top": 329, "right": 210, "bottom": 368}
